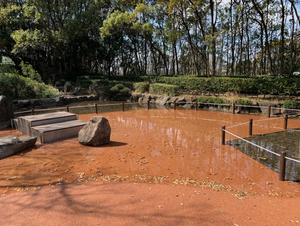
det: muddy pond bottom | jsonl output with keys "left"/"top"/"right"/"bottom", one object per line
{"left": 1, "top": 109, "right": 300, "bottom": 198}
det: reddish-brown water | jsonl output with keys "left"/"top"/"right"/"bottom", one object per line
{"left": 1, "top": 109, "right": 300, "bottom": 199}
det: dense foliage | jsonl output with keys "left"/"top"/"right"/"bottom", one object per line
{"left": 110, "top": 84, "right": 131, "bottom": 93}
{"left": 282, "top": 101, "right": 300, "bottom": 109}
{"left": 149, "top": 83, "right": 179, "bottom": 96}
{"left": 1, "top": 0, "right": 300, "bottom": 82}
{"left": 197, "top": 96, "right": 252, "bottom": 105}
{"left": 0, "top": 73, "right": 59, "bottom": 100}
{"left": 141, "top": 76, "right": 300, "bottom": 97}
{"left": 133, "top": 82, "right": 149, "bottom": 93}
{"left": 197, "top": 96, "right": 225, "bottom": 104}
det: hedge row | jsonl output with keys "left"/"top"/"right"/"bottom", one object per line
{"left": 133, "top": 82, "right": 149, "bottom": 93}
{"left": 282, "top": 100, "right": 300, "bottom": 109}
{"left": 141, "top": 76, "right": 300, "bottom": 96}
{"left": 197, "top": 96, "right": 252, "bottom": 105}
{"left": 76, "top": 75, "right": 142, "bottom": 84}
{"left": 149, "top": 83, "right": 179, "bottom": 96}
{"left": 77, "top": 79, "right": 135, "bottom": 89}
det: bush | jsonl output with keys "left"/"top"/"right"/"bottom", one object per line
{"left": 110, "top": 84, "right": 131, "bottom": 93}
{"left": 133, "top": 82, "right": 149, "bottom": 93}
{"left": 235, "top": 98, "right": 252, "bottom": 106}
{"left": 140, "top": 76, "right": 300, "bottom": 96}
{"left": 0, "top": 64, "right": 17, "bottom": 75}
{"left": 20, "top": 61, "right": 42, "bottom": 82}
{"left": 149, "top": 83, "right": 179, "bottom": 96}
{"left": 0, "top": 73, "right": 59, "bottom": 100}
{"left": 99, "top": 85, "right": 113, "bottom": 92}
{"left": 197, "top": 96, "right": 226, "bottom": 104}
{"left": 108, "top": 81, "right": 134, "bottom": 89}
{"left": 282, "top": 101, "right": 300, "bottom": 109}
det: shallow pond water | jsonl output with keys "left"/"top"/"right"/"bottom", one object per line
{"left": 2, "top": 107, "right": 300, "bottom": 197}
{"left": 14, "top": 100, "right": 175, "bottom": 117}
{"left": 228, "top": 129, "right": 300, "bottom": 182}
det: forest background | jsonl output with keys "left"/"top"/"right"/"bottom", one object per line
{"left": 1, "top": 0, "right": 300, "bottom": 83}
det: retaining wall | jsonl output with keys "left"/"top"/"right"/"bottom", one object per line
{"left": 10, "top": 93, "right": 287, "bottom": 115}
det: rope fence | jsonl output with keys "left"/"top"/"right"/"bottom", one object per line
{"left": 221, "top": 114, "right": 300, "bottom": 181}
{"left": 223, "top": 129, "right": 280, "bottom": 157}
{"left": 14, "top": 99, "right": 300, "bottom": 119}
{"left": 11, "top": 98, "right": 300, "bottom": 181}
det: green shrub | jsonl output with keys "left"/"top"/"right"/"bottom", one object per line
{"left": 0, "top": 73, "right": 59, "bottom": 100}
{"left": 110, "top": 84, "right": 131, "bottom": 93}
{"left": 282, "top": 101, "right": 300, "bottom": 109}
{"left": 133, "top": 82, "right": 149, "bottom": 93}
{"left": 197, "top": 96, "right": 226, "bottom": 104}
{"left": 235, "top": 98, "right": 252, "bottom": 106}
{"left": 140, "top": 76, "right": 300, "bottom": 96}
{"left": 20, "top": 61, "right": 42, "bottom": 82}
{"left": 0, "top": 64, "right": 17, "bottom": 74}
{"left": 108, "top": 81, "right": 134, "bottom": 89}
{"left": 99, "top": 85, "right": 113, "bottom": 92}
{"left": 149, "top": 83, "right": 179, "bottom": 96}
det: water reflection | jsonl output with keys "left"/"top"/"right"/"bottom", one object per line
{"left": 228, "top": 129, "right": 300, "bottom": 182}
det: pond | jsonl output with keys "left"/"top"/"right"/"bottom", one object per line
{"left": 2, "top": 104, "right": 300, "bottom": 197}
{"left": 228, "top": 129, "right": 300, "bottom": 182}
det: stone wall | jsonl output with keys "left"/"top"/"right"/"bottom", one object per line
{"left": 10, "top": 95, "right": 99, "bottom": 112}
{"left": 10, "top": 92, "right": 286, "bottom": 116}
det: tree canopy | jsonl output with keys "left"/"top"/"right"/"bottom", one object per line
{"left": 1, "top": 0, "right": 300, "bottom": 82}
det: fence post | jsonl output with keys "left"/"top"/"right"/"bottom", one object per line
{"left": 66, "top": 105, "right": 69, "bottom": 112}
{"left": 284, "top": 114, "right": 288, "bottom": 129}
{"left": 147, "top": 100, "right": 150, "bottom": 110}
{"left": 268, "top": 106, "right": 271, "bottom": 117}
{"left": 279, "top": 151, "right": 286, "bottom": 181}
{"left": 31, "top": 108, "right": 34, "bottom": 115}
{"left": 222, "top": 126, "right": 226, "bottom": 145}
{"left": 195, "top": 101, "right": 198, "bottom": 111}
{"left": 249, "top": 118, "right": 253, "bottom": 136}
{"left": 95, "top": 104, "right": 98, "bottom": 114}
{"left": 232, "top": 103, "right": 235, "bottom": 114}
{"left": 174, "top": 99, "right": 177, "bottom": 110}
{"left": 41, "top": 132, "right": 45, "bottom": 146}
{"left": 122, "top": 102, "right": 125, "bottom": 111}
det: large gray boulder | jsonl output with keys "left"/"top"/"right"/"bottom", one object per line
{"left": 0, "top": 96, "right": 14, "bottom": 129}
{"left": 78, "top": 116, "right": 111, "bottom": 146}
{"left": 64, "top": 82, "right": 73, "bottom": 93}
{"left": 0, "top": 136, "right": 37, "bottom": 159}
{"left": 89, "top": 84, "right": 98, "bottom": 95}
{"left": 143, "top": 95, "right": 151, "bottom": 103}
{"left": 259, "top": 102, "right": 281, "bottom": 115}
{"left": 156, "top": 96, "right": 170, "bottom": 105}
